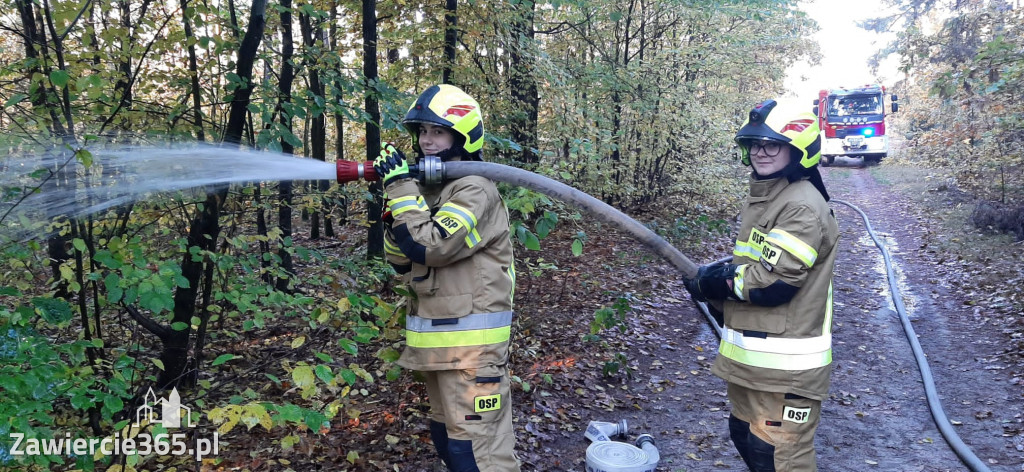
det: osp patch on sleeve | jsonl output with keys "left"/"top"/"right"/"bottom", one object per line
{"left": 474, "top": 394, "right": 501, "bottom": 413}
{"left": 783, "top": 405, "right": 812, "bottom": 424}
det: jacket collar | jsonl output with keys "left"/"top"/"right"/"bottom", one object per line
{"left": 748, "top": 174, "right": 797, "bottom": 203}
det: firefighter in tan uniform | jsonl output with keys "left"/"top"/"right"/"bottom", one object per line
{"left": 685, "top": 100, "right": 840, "bottom": 472}
{"left": 373, "top": 84, "right": 519, "bottom": 472}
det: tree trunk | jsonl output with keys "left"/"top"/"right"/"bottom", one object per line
{"left": 158, "top": 0, "right": 267, "bottom": 389}
{"left": 182, "top": 0, "right": 206, "bottom": 141}
{"left": 329, "top": 0, "right": 347, "bottom": 227}
{"left": 363, "top": 0, "right": 384, "bottom": 258}
{"left": 508, "top": 1, "right": 539, "bottom": 164}
{"left": 442, "top": 0, "right": 457, "bottom": 84}
{"left": 275, "top": 0, "right": 296, "bottom": 291}
{"left": 300, "top": 12, "right": 329, "bottom": 239}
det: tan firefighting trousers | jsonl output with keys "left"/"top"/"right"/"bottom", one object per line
{"left": 424, "top": 364, "right": 520, "bottom": 471}
{"left": 728, "top": 382, "right": 822, "bottom": 471}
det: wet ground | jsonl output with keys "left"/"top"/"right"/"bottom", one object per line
{"left": 522, "top": 160, "right": 1024, "bottom": 471}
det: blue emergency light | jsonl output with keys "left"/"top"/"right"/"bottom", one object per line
{"left": 862, "top": 128, "right": 875, "bottom": 137}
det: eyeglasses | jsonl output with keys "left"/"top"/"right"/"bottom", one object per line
{"left": 748, "top": 142, "right": 783, "bottom": 157}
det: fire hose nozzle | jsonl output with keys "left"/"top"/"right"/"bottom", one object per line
{"left": 336, "top": 155, "right": 445, "bottom": 186}
{"left": 336, "top": 160, "right": 379, "bottom": 183}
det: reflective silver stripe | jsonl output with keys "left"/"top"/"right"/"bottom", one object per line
{"left": 406, "top": 311, "right": 513, "bottom": 333}
{"left": 357, "top": 163, "right": 365, "bottom": 179}
{"left": 733, "top": 241, "right": 761, "bottom": 261}
{"left": 722, "top": 327, "right": 831, "bottom": 355}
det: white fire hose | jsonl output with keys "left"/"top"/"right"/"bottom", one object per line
{"left": 584, "top": 421, "right": 660, "bottom": 472}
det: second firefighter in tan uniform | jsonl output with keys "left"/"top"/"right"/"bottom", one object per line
{"left": 686, "top": 100, "right": 839, "bottom": 472}
{"left": 375, "top": 84, "right": 519, "bottom": 472}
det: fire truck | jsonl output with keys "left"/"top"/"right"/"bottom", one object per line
{"left": 813, "top": 85, "right": 898, "bottom": 166}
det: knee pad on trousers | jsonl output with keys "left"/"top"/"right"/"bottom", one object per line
{"left": 447, "top": 438, "right": 480, "bottom": 472}
{"left": 729, "top": 414, "right": 776, "bottom": 472}
{"left": 430, "top": 420, "right": 451, "bottom": 467}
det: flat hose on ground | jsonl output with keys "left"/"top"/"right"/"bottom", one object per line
{"left": 832, "top": 199, "right": 992, "bottom": 472}
{"left": 441, "top": 161, "right": 699, "bottom": 278}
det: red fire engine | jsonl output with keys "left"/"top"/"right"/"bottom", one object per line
{"left": 813, "top": 85, "right": 898, "bottom": 166}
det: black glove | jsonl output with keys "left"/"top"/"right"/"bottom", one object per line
{"left": 373, "top": 142, "right": 411, "bottom": 188}
{"left": 684, "top": 262, "right": 740, "bottom": 302}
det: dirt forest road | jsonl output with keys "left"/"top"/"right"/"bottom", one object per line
{"left": 530, "top": 161, "right": 1023, "bottom": 471}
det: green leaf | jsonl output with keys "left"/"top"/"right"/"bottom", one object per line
{"left": 314, "top": 365, "right": 334, "bottom": 383}
{"left": 337, "top": 338, "right": 358, "bottom": 355}
{"left": 4, "top": 93, "right": 28, "bottom": 107}
{"left": 377, "top": 348, "right": 400, "bottom": 363}
{"left": 571, "top": 239, "right": 584, "bottom": 256}
{"left": 211, "top": 354, "right": 235, "bottom": 366}
{"left": 385, "top": 365, "right": 402, "bottom": 381}
{"left": 0, "top": 286, "right": 22, "bottom": 296}
{"left": 76, "top": 149, "right": 93, "bottom": 167}
{"left": 49, "top": 70, "right": 70, "bottom": 87}
{"left": 71, "top": 394, "right": 91, "bottom": 410}
{"left": 171, "top": 322, "right": 189, "bottom": 331}
{"left": 292, "top": 365, "right": 315, "bottom": 389}
{"left": 521, "top": 230, "right": 541, "bottom": 251}
{"left": 32, "top": 297, "right": 72, "bottom": 324}
{"left": 153, "top": 359, "right": 165, "bottom": 371}
{"left": 339, "top": 368, "right": 357, "bottom": 386}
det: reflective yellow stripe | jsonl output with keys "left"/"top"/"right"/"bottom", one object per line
{"left": 439, "top": 202, "right": 477, "bottom": 227}
{"left": 464, "top": 228, "right": 481, "bottom": 248}
{"left": 384, "top": 238, "right": 404, "bottom": 257}
{"left": 733, "top": 264, "right": 747, "bottom": 300}
{"left": 390, "top": 195, "right": 427, "bottom": 216}
{"left": 733, "top": 241, "right": 761, "bottom": 261}
{"left": 719, "top": 325, "right": 833, "bottom": 370}
{"left": 436, "top": 203, "right": 479, "bottom": 248}
{"left": 767, "top": 229, "right": 817, "bottom": 267}
{"left": 406, "top": 326, "right": 511, "bottom": 348}
{"left": 719, "top": 339, "right": 832, "bottom": 370}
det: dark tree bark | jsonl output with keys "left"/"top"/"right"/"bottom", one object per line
{"left": 158, "top": 0, "right": 267, "bottom": 389}
{"left": 115, "top": 0, "right": 135, "bottom": 118}
{"left": 329, "top": 0, "right": 347, "bottom": 227}
{"left": 274, "top": 0, "right": 296, "bottom": 291}
{"left": 442, "top": 0, "right": 457, "bottom": 84}
{"left": 363, "top": 0, "right": 383, "bottom": 258}
{"left": 300, "top": 11, "right": 330, "bottom": 239}
{"left": 508, "top": 0, "right": 539, "bottom": 164}
{"left": 182, "top": 0, "right": 206, "bottom": 141}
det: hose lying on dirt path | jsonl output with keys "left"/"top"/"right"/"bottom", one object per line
{"left": 441, "top": 161, "right": 700, "bottom": 279}
{"left": 832, "top": 199, "right": 992, "bottom": 472}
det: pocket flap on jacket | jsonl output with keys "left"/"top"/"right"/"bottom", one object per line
{"left": 417, "top": 293, "right": 473, "bottom": 319}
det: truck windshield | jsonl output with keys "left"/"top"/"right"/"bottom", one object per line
{"left": 828, "top": 94, "right": 882, "bottom": 117}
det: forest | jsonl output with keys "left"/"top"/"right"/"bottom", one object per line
{"left": 0, "top": 0, "right": 1021, "bottom": 470}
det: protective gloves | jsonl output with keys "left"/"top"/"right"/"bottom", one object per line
{"left": 684, "top": 262, "right": 740, "bottom": 303}
{"left": 373, "top": 142, "right": 412, "bottom": 188}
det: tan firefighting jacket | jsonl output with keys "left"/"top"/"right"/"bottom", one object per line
{"left": 383, "top": 175, "right": 515, "bottom": 372}
{"left": 711, "top": 176, "right": 840, "bottom": 401}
